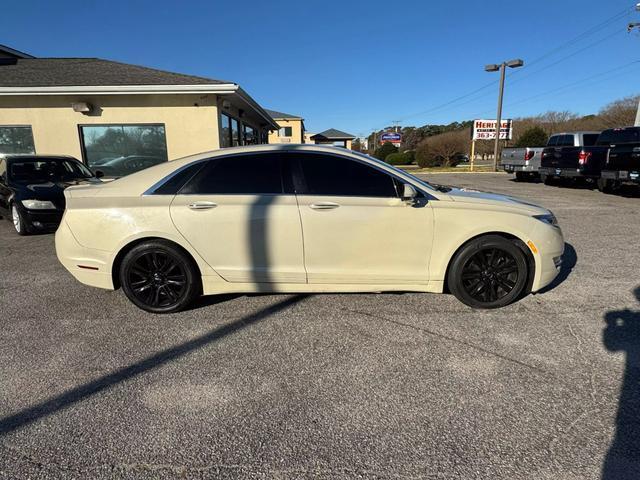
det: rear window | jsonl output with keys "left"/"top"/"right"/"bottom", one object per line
{"left": 547, "top": 136, "right": 559, "bottom": 146}
{"left": 558, "top": 135, "right": 575, "bottom": 147}
{"left": 583, "top": 134, "right": 599, "bottom": 146}
{"left": 599, "top": 128, "right": 640, "bottom": 145}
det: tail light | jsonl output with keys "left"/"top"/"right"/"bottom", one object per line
{"left": 524, "top": 150, "right": 535, "bottom": 161}
{"left": 578, "top": 150, "right": 591, "bottom": 165}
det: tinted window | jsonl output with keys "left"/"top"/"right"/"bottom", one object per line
{"left": 80, "top": 125, "right": 168, "bottom": 177}
{"left": 583, "top": 134, "right": 599, "bottom": 146}
{"left": 153, "top": 162, "right": 204, "bottom": 195}
{"left": 181, "top": 154, "right": 284, "bottom": 195}
{"left": 602, "top": 128, "right": 640, "bottom": 145}
{"left": 0, "top": 126, "right": 35, "bottom": 154}
{"left": 220, "top": 114, "right": 232, "bottom": 148}
{"left": 547, "top": 136, "right": 559, "bottom": 146}
{"left": 297, "top": 153, "right": 398, "bottom": 197}
{"left": 559, "top": 135, "right": 574, "bottom": 147}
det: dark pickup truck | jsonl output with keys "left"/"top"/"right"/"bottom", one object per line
{"left": 538, "top": 131, "right": 606, "bottom": 185}
{"left": 599, "top": 127, "right": 640, "bottom": 192}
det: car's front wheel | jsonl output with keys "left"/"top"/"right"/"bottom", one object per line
{"left": 11, "top": 204, "right": 30, "bottom": 236}
{"left": 119, "top": 240, "right": 200, "bottom": 313}
{"left": 448, "top": 235, "right": 529, "bottom": 309}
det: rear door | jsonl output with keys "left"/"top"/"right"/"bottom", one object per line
{"left": 291, "top": 151, "right": 433, "bottom": 285}
{"left": 169, "top": 152, "right": 306, "bottom": 284}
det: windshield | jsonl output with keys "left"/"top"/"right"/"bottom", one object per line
{"left": 8, "top": 157, "right": 94, "bottom": 183}
{"left": 349, "top": 150, "right": 442, "bottom": 192}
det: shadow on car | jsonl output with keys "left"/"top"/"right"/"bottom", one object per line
{"left": 538, "top": 242, "right": 577, "bottom": 294}
{"left": 602, "top": 287, "right": 640, "bottom": 479}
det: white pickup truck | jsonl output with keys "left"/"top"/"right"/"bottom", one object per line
{"left": 500, "top": 147, "right": 544, "bottom": 181}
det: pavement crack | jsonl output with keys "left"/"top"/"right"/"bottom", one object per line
{"left": 341, "top": 308, "right": 549, "bottom": 375}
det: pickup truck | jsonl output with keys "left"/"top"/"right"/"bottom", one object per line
{"left": 500, "top": 147, "right": 544, "bottom": 181}
{"left": 538, "top": 131, "right": 605, "bottom": 185}
{"left": 599, "top": 127, "right": 640, "bottom": 192}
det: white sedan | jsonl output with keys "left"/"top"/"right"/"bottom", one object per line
{"left": 55, "top": 145, "right": 564, "bottom": 313}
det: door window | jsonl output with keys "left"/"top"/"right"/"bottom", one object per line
{"left": 181, "top": 153, "right": 285, "bottom": 195}
{"left": 296, "top": 153, "right": 398, "bottom": 197}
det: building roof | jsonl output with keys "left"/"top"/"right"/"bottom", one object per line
{"left": 311, "top": 128, "right": 356, "bottom": 140}
{"left": 0, "top": 44, "right": 34, "bottom": 59}
{"left": 0, "top": 58, "right": 232, "bottom": 87}
{"left": 264, "top": 108, "right": 303, "bottom": 120}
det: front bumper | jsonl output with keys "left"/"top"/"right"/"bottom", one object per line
{"left": 601, "top": 170, "right": 640, "bottom": 183}
{"left": 55, "top": 219, "right": 115, "bottom": 290}
{"left": 23, "top": 209, "right": 63, "bottom": 230}
{"left": 529, "top": 221, "right": 565, "bottom": 292}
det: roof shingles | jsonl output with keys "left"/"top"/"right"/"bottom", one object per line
{"left": 0, "top": 58, "right": 232, "bottom": 87}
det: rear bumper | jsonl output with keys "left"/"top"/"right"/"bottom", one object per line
{"left": 502, "top": 164, "right": 538, "bottom": 173}
{"left": 601, "top": 170, "right": 640, "bottom": 183}
{"left": 55, "top": 220, "right": 115, "bottom": 290}
{"left": 538, "top": 167, "right": 590, "bottom": 178}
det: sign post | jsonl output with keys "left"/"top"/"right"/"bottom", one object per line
{"left": 470, "top": 139, "right": 476, "bottom": 172}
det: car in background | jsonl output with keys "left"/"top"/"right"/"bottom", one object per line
{"left": 538, "top": 131, "right": 606, "bottom": 185}
{"left": 598, "top": 127, "right": 640, "bottom": 192}
{"left": 501, "top": 147, "right": 544, "bottom": 181}
{"left": 0, "top": 154, "right": 99, "bottom": 235}
{"left": 92, "top": 155, "right": 166, "bottom": 178}
{"left": 56, "top": 144, "right": 564, "bottom": 313}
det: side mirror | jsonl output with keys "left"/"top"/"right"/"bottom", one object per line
{"left": 401, "top": 183, "right": 418, "bottom": 201}
{"left": 94, "top": 170, "right": 104, "bottom": 179}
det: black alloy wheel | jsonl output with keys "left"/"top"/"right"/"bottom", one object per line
{"left": 120, "top": 241, "right": 199, "bottom": 313}
{"left": 448, "top": 235, "right": 529, "bottom": 309}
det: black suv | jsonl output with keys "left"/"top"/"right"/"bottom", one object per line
{"left": 0, "top": 155, "right": 99, "bottom": 235}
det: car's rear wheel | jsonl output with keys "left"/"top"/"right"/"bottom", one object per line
{"left": 448, "top": 235, "right": 529, "bottom": 309}
{"left": 515, "top": 172, "right": 527, "bottom": 182}
{"left": 11, "top": 204, "right": 30, "bottom": 236}
{"left": 119, "top": 240, "right": 200, "bottom": 313}
{"left": 597, "top": 177, "right": 614, "bottom": 193}
{"left": 541, "top": 174, "right": 554, "bottom": 186}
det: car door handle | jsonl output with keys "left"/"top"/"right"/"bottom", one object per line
{"left": 188, "top": 201, "right": 217, "bottom": 210}
{"left": 310, "top": 202, "right": 340, "bottom": 210}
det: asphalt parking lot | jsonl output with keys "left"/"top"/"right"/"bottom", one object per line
{"left": 1, "top": 172, "right": 640, "bottom": 479}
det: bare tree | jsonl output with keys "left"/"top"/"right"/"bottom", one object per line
{"left": 416, "top": 129, "right": 469, "bottom": 167}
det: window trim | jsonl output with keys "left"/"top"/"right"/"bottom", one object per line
{"left": 77, "top": 123, "right": 168, "bottom": 169}
{"left": 0, "top": 125, "right": 36, "bottom": 154}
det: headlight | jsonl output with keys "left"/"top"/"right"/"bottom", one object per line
{"left": 21, "top": 199, "right": 56, "bottom": 210}
{"left": 533, "top": 212, "right": 558, "bottom": 227}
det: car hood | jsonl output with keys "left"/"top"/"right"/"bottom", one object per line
{"left": 442, "top": 187, "right": 548, "bottom": 215}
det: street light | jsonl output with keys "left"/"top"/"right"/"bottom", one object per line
{"left": 485, "top": 58, "right": 524, "bottom": 171}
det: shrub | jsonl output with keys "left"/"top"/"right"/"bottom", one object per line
{"left": 514, "top": 126, "right": 548, "bottom": 147}
{"left": 415, "top": 130, "right": 469, "bottom": 167}
{"left": 374, "top": 141, "right": 398, "bottom": 161}
{"left": 385, "top": 151, "right": 414, "bottom": 165}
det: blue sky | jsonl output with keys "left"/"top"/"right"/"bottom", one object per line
{"left": 3, "top": 0, "right": 639, "bottom": 135}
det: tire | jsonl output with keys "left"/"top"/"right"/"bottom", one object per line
{"left": 515, "top": 172, "right": 526, "bottom": 182}
{"left": 541, "top": 174, "right": 554, "bottom": 186}
{"left": 11, "top": 203, "right": 30, "bottom": 236}
{"left": 447, "top": 235, "right": 529, "bottom": 309}
{"left": 119, "top": 240, "right": 200, "bottom": 313}
{"left": 597, "top": 177, "right": 614, "bottom": 194}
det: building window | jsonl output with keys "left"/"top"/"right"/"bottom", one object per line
{"left": 220, "top": 113, "right": 232, "bottom": 148}
{"left": 244, "top": 125, "right": 256, "bottom": 145}
{"left": 279, "top": 126, "right": 292, "bottom": 137}
{"left": 0, "top": 126, "right": 35, "bottom": 154}
{"left": 231, "top": 118, "right": 241, "bottom": 147}
{"left": 79, "top": 124, "right": 168, "bottom": 178}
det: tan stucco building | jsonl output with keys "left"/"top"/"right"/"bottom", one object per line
{"left": 266, "top": 109, "right": 306, "bottom": 144}
{"left": 0, "top": 45, "right": 278, "bottom": 177}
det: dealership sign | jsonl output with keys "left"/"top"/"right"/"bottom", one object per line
{"left": 472, "top": 119, "right": 513, "bottom": 140}
{"left": 380, "top": 132, "right": 402, "bottom": 144}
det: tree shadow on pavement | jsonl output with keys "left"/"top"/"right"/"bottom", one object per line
{"left": 602, "top": 287, "right": 640, "bottom": 479}
{"left": 538, "top": 242, "right": 577, "bottom": 294}
{"left": 0, "top": 294, "right": 308, "bottom": 436}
